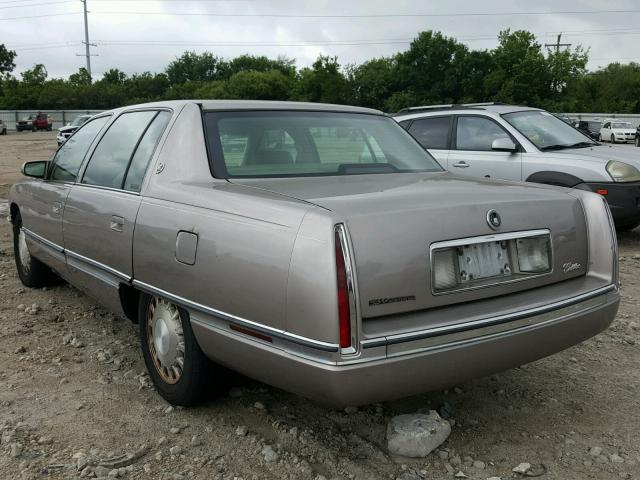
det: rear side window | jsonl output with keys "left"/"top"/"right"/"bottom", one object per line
{"left": 455, "top": 116, "right": 510, "bottom": 151}
{"left": 82, "top": 111, "right": 160, "bottom": 190}
{"left": 123, "top": 111, "right": 171, "bottom": 192}
{"left": 50, "top": 116, "right": 110, "bottom": 182}
{"left": 408, "top": 117, "right": 451, "bottom": 150}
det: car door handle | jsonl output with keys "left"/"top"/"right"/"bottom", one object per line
{"left": 110, "top": 215, "right": 124, "bottom": 232}
{"left": 452, "top": 161, "right": 469, "bottom": 168}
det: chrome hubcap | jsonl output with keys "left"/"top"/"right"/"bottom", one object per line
{"left": 146, "top": 297, "right": 185, "bottom": 384}
{"left": 18, "top": 229, "right": 31, "bottom": 273}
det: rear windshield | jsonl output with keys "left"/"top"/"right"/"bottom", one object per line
{"left": 204, "top": 111, "right": 443, "bottom": 178}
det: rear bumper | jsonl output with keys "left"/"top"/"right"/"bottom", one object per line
{"left": 576, "top": 181, "right": 640, "bottom": 227}
{"left": 192, "top": 285, "right": 618, "bottom": 407}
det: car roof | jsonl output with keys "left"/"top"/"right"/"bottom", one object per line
{"left": 106, "top": 100, "right": 383, "bottom": 116}
{"left": 393, "top": 103, "right": 542, "bottom": 119}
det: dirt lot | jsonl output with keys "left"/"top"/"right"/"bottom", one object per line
{"left": 0, "top": 132, "right": 639, "bottom": 480}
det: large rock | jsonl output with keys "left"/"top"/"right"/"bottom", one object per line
{"left": 387, "top": 411, "right": 451, "bottom": 457}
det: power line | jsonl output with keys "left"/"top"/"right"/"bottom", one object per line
{"left": 89, "top": 8, "right": 640, "bottom": 19}
{"left": 0, "top": 11, "right": 80, "bottom": 20}
{"left": 0, "top": 0, "right": 74, "bottom": 8}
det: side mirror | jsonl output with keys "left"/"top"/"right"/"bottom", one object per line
{"left": 491, "top": 138, "right": 518, "bottom": 152}
{"left": 21, "top": 161, "right": 47, "bottom": 179}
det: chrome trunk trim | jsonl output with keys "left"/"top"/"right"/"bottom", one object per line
{"left": 363, "top": 283, "right": 616, "bottom": 349}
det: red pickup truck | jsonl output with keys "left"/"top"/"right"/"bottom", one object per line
{"left": 16, "top": 113, "right": 52, "bottom": 132}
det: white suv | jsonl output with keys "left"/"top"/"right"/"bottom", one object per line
{"left": 394, "top": 103, "right": 640, "bottom": 230}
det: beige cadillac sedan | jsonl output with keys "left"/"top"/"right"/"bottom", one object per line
{"left": 8, "top": 100, "right": 619, "bottom": 406}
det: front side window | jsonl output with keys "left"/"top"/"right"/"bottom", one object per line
{"left": 455, "top": 116, "right": 510, "bottom": 151}
{"left": 503, "top": 110, "right": 595, "bottom": 150}
{"left": 408, "top": 116, "right": 451, "bottom": 150}
{"left": 613, "top": 122, "right": 634, "bottom": 129}
{"left": 204, "top": 111, "right": 442, "bottom": 178}
{"left": 82, "top": 111, "right": 157, "bottom": 189}
{"left": 49, "top": 116, "right": 110, "bottom": 182}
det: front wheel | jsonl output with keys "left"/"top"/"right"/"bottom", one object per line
{"left": 635, "top": 136, "right": 640, "bottom": 147}
{"left": 611, "top": 134, "right": 617, "bottom": 144}
{"left": 139, "top": 295, "right": 213, "bottom": 406}
{"left": 12, "top": 211, "right": 60, "bottom": 287}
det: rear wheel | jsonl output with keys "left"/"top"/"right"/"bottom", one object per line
{"left": 139, "top": 294, "right": 213, "bottom": 406}
{"left": 12, "top": 211, "right": 60, "bottom": 287}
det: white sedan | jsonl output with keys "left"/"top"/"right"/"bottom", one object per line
{"left": 600, "top": 120, "right": 636, "bottom": 143}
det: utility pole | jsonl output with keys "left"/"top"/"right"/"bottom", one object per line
{"left": 76, "top": 0, "right": 97, "bottom": 80}
{"left": 545, "top": 33, "right": 572, "bottom": 53}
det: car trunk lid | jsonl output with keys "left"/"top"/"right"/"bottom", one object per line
{"left": 231, "top": 173, "right": 589, "bottom": 318}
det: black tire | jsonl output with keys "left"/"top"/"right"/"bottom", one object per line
{"left": 611, "top": 134, "right": 616, "bottom": 144}
{"left": 47, "top": 125, "right": 52, "bottom": 132}
{"left": 139, "top": 294, "right": 212, "bottom": 406}
{"left": 635, "top": 136, "right": 639, "bottom": 147}
{"left": 12, "top": 211, "right": 60, "bottom": 288}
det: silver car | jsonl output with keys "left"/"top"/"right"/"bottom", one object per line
{"left": 395, "top": 103, "right": 640, "bottom": 230}
{"left": 9, "top": 100, "right": 619, "bottom": 407}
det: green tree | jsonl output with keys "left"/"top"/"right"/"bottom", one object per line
{"left": 0, "top": 43, "right": 16, "bottom": 76}
{"left": 346, "top": 57, "right": 395, "bottom": 110}
{"left": 227, "top": 54, "right": 296, "bottom": 78}
{"left": 165, "top": 51, "right": 227, "bottom": 84}
{"left": 294, "top": 55, "right": 347, "bottom": 104}
{"left": 21, "top": 64, "right": 48, "bottom": 85}
{"left": 69, "top": 67, "right": 92, "bottom": 86}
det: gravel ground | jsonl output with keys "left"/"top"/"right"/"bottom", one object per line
{"left": 0, "top": 132, "right": 639, "bottom": 480}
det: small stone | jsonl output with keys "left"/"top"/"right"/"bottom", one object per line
{"left": 344, "top": 406, "right": 358, "bottom": 414}
{"left": 94, "top": 466, "right": 110, "bottom": 477}
{"left": 17, "top": 304, "right": 25, "bottom": 311}
{"left": 454, "top": 472, "right": 467, "bottom": 478}
{"left": 513, "top": 463, "right": 531, "bottom": 474}
{"left": 438, "top": 450, "right": 449, "bottom": 460}
{"left": 610, "top": 454, "right": 624, "bottom": 464}
{"left": 169, "top": 445, "right": 182, "bottom": 455}
{"left": 170, "top": 427, "right": 181, "bottom": 434}
{"left": 14, "top": 346, "right": 26, "bottom": 354}
{"left": 589, "top": 446, "right": 603, "bottom": 457}
{"left": 254, "top": 402, "right": 266, "bottom": 410}
{"left": 236, "top": 426, "right": 248, "bottom": 436}
{"left": 261, "top": 445, "right": 278, "bottom": 462}
{"left": 143, "top": 463, "right": 152, "bottom": 473}
{"left": 387, "top": 411, "right": 451, "bottom": 457}
{"left": 190, "top": 435, "right": 202, "bottom": 446}
{"left": 164, "top": 406, "right": 174, "bottom": 414}
{"left": 487, "top": 477, "right": 502, "bottom": 480}
{"left": 108, "top": 469, "right": 118, "bottom": 477}
{"left": 157, "top": 436, "right": 167, "bottom": 446}
{"left": 10, "top": 442, "right": 23, "bottom": 457}
{"left": 472, "top": 460, "right": 485, "bottom": 469}
{"left": 453, "top": 387, "right": 464, "bottom": 394}
{"left": 77, "top": 456, "right": 88, "bottom": 470}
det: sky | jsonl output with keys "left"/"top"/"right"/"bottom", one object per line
{"left": 2, "top": 0, "right": 640, "bottom": 79}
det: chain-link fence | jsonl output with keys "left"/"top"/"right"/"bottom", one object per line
{"left": 0, "top": 110, "right": 104, "bottom": 132}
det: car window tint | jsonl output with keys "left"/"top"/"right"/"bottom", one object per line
{"left": 309, "top": 126, "right": 387, "bottom": 164}
{"left": 408, "top": 117, "right": 451, "bottom": 149}
{"left": 82, "top": 111, "right": 157, "bottom": 189}
{"left": 49, "top": 116, "right": 110, "bottom": 182}
{"left": 456, "top": 116, "right": 510, "bottom": 151}
{"left": 123, "top": 111, "right": 171, "bottom": 192}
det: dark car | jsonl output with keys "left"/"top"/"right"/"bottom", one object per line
{"left": 0, "top": 119, "right": 7, "bottom": 135}
{"left": 577, "top": 121, "right": 603, "bottom": 141}
{"left": 636, "top": 124, "right": 640, "bottom": 147}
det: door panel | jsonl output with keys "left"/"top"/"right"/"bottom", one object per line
{"left": 63, "top": 186, "right": 141, "bottom": 315}
{"left": 448, "top": 116, "right": 522, "bottom": 181}
{"left": 18, "top": 180, "right": 70, "bottom": 273}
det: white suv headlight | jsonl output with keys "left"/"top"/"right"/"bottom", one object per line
{"left": 606, "top": 161, "right": 640, "bottom": 182}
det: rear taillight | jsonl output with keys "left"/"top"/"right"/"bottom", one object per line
{"left": 335, "top": 228, "right": 351, "bottom": 349}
